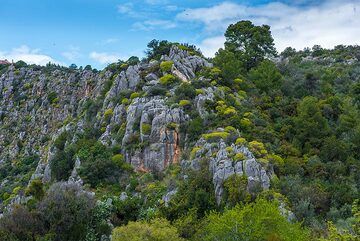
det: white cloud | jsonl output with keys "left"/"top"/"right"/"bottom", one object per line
{"left": 118, "top": 3, "right": 134, "bottom": 14}
{"left": 0, "top": 45, "right": 61, "bottom": 66}
{"left": 61, "top": 46, "right": 81, "bottom": 61}
{"left": 199, "top": 36, "right": 225, "bottom": 57}
{"left": 133, "top": 19, "right": 176, "bottom": 31}
{"left": 89, "top": 52, "right": 121, "bottom": 64}
{"left": 178, "top": 1, "right": 360, "bottom": 56}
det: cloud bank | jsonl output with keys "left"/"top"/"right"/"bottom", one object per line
{"left": 178, "top": 1, "right": 360, "bottom": 57}
{"left": 89, "top": 52, "right": 122, "bottom": 64}
{"left": 0, "top": 45, "right": 61, "bottom": 66}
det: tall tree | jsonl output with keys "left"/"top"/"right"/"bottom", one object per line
{"left": 224, "top": 20, "right": 277, "bottom": 70}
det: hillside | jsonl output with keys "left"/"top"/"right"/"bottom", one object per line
{"left": 0, "top": 21, "right": 359, "bottom": 241}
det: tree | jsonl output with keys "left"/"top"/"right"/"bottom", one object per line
{"left": 196, "top": 198, "right": 309, "bottom": 241}
{"left": 213, "top": 49, "right": 245, "bottom": 83}
{"left": 112, "top": 218, "right": 184, "bottom": 241}
{"left": 294, "top": 96, "right": 330, "bottom": 152}
{"left": 127, "top": 56, "right": 140, "bottom": 65}
{"left": 146, "top": 39, "right": 172, "bottom": 60}
{"left": 38, "top": 182, "right": 95, "bottom": 241}
{"left": 249, "top": 59, "right": 283, "bottom": 92}
{"left": 0, "top": 205, "right": 44, "bottom": 241}
{"left": 224, "top": 20, "right": 277, "bottom": 70}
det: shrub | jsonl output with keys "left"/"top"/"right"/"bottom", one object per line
{"left": 147, "top": 85, "right": 168, "bottom": 96}
{"left": 112, "top": 218, "right": 184, "bottom": 241}
{"left": 160, "top": 61, "right": 174, "bottom": 72}
{"left": 202, "top": 132, "right": 230, "bottom": 142}
{"left": 249, "top": 141, "right": 268, "bottom": 158}
{"left": 179, "top": 100, "right": 191, "bottom": 107}
{"left": 224, "top": 126, "right": 236, "bottom": 133}
{"left": 197, "top": 198, "right": 309, "bottom": 241}
{"left": 160, "top": 74, "right": 177, "bottom": 85}
{"left": 235, "top": 137, "right": 246, "bottom": 146}
{"left": 104, "top": 108, "right": 113, "bottom": 121}
{"left": 234, "top": 153, "right": 246, "bottom": 161}
{"left": 141, "top": 123, "right": 152, "bottom": 135}
{"left": 175, "top": 83, "right": 196, "bottom": 100}
{"left": 121, "top": 98, "right": 129, "bottom": 105}
{"left": 25, "top": 179, "right": 44, "bottom": 200}
{"left": 167, "top": 122, "right": 178, "bottom": 130}
{"left": 224, "top": 106, "right": 237, "bottom": 116}
{"left": 130, "top": 92, "right": 141, "bottom": 99}
{"left": 196, "top": 89, "right": 204, "bottom": 95}
{"left": 190, "top": 147, "right": 201, "bottom": 160}
{"left": 223, "top": 174, "right": 250, "bottom": 206}
{"left": 38, "top": 182, "right": 96, "bottom": 241}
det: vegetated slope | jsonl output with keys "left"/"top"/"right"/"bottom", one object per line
{"left": 0, "top": 23, "right": 359, "bottom": 241}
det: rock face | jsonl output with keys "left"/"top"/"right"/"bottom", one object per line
{"left": 122, "top": 97, "right": 188, "bottom": 172}
{"left": 162, "top": 46, "right": 213, "bottom": 81}
{"left": 190, "top": 138, "right": 272, "bottom": 204}
{"left": 0, "top": 45, "right": 217, "bottom": 210}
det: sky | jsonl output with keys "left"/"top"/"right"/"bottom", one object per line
{"left": 0, "top": 0, "right": 359, "bottom": 69}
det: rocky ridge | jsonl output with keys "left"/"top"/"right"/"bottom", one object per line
{"left": 0, "top": 45, "right": 271, "bottom": 210}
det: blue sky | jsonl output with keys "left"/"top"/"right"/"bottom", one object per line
{"left": 1, "top": 0, "right": 359, "bottom": 68}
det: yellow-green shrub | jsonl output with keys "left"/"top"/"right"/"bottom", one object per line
{"left": 130, "top": 92, "right": 141, "bottom": 99}
{"left": 234, "top": 153, "right": 246, "bottom": 161}
{"left": 202, "top": 132, "right": 230, "bottom": 142}
{"left": 122, "top": 98, "right": 129, "bottom": 105}
{"left": 190, "top": 147, "right": 201, "bottom": 159}
{"left": 179, "top": 100, "right": 191, "bottom": 107}
{"left": 160, "top": 74, "right": 177, "bottom": 85}
{"left": 249, "top": 141, "right": 268, "bottom": 158}
{"left": 141, "top": 123, "right": 152, "bottom": 135}
{"left": 160, "top": 61, "right": 174, "bottom": 72}
{"left": 235, "top": 137, "right": 246, "bottom": 146}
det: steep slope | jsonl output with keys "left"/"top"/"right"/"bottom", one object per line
{"left": 0, "top": 46, "right": 272, "bottom": 213}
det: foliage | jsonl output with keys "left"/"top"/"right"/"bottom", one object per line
{"left": 179, "top": 99, "right": 191, "bottom": 107}
{"left": 224, "top": 20, "right": 277, "bottom": 70}
{"left": 202, "top": 132, "right": 230, "bottom": 142}
{"left": 223, "top": 174, "right": 251, "bottom": 206}
{"left": 112, "top": 218, "right": 184, "bottom": 241}
{"left": 197, "top": 198, "right": 309, "bottom": 241}
{"left": 160, "top": 61, "right": 174, "bottom": 72}
{"left": 141, "top": 123, "right": 152, "bottom": 135}
{"left": 159, "top": 74, "right": 177, "bottom": 86}
{"left": 249, "top": 59, "right": 283, "bottom": 92}
{"left": 38, "top": 182, "right": 95, "bottom": 241}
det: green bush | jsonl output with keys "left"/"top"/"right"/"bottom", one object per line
{"left": 130, "top": 92, "right": 141, "bottom": 99}
{"left": 197, "top": 198, "right": 309, "bottom": 241}
{"left": 112, "top": 218, "right": 184, "bottom": 241}
{"left": 179, "top": 100, "right": 191, "bottom": 107}
{"left": 141, "top": 123, "right": 152, "bottom": 135}
{"left": 202, "top": 132, "right": 230, "bottom": 142}
{"left": 160, "top": 61, "right": 174, "bottom": 72}
{"left": 159, "top": 74, "right": 177, "bottom": 86}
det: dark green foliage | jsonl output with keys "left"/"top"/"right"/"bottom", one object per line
{"left": 146, "top": 39, "right": 173, "bottom": 60}
{"left": 224, "top": 20, "right": 277, "bottom": 70}
{"left": 38, "top": 182, "right": 95, "bottom": 241}
{"left": 161, "top": 160, "right": 217, "bottom": 221}
{"left": 249, "top": 59, "right": 283, "bottom": 93}
{"left": 146, "top": 85, "right": 168, "bottom": 96}
{"left": 174, "top": 83, "right": 196, "bottom": 101}
{"left": 112, "top": 196, "right": 143, "bottom": 226}
{"left": 0, "top": 205, "right": 44, "bottom": 241}
{"left": 213, "top": 49, "right": 245, "bottom": 83}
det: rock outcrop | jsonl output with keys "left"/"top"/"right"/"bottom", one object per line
{"left": 190, "top": 138, "right": 273, "bottom": 204}
{"left": 122, "top": 96, "right": 188, "bottom": 172}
